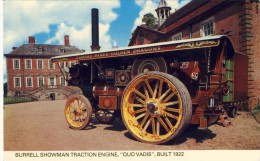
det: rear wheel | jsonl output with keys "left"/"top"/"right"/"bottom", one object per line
{"left": 64, "top": 94, "right": 93, "bottom": 130}
{"left": 121, "top": 71, "right": 192, "bottom": 144}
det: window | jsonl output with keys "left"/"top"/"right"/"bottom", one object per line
{"left": 37, "top": 59, "right": 44, "bottom": 69}
{"left": 201, "top": 17, "right": 214, "bottom": 37}
{"left": 25, "top": 59, "right": 32, "bottom": 69}
{"left": 37, "top": 77, "right": 44, "bottom": 87}
{"left": 49, "top": 77, "right": 56, "bottom": 86}
{"left": 14, "top": 77, "right": 21, "bottom": 88}
{"left": 26, "top": 77, "right": 33, "bottom": 87}
{"left": 38, "top": 47, "right": 43, "bottom": 52}
{"left": 59, "top": 62, "right": 65, "bottom": 69}
{"left": 172, "top": 32, "right": 182, "bottom": 41}
{"left": 60, "top": 77, "right": 66, "bottom": 86}
{"left": 59, "top": 48, "right": 65, "bottom": 52}
{"left": 13, "top": 59, "right": 20, "bottom": 69}
{"left": 49, "top": 59, "right": 55, "bottom": 69}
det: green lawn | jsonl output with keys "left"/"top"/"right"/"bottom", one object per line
{"left": 4, "top": 97, "right": 34, "bottom": 105}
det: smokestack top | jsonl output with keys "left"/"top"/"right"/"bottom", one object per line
{"left": 64, "top": 35, "right": 70, "bottom": 47}
{"left": 29, "top": 36, "right": 35, "bottom": 44}
{"left": 91, "top": 8, "right": 100, "bottom": 51}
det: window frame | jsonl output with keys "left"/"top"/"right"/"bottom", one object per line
{"left": 200, "top": 16, "right": 215, "bottom": 37}
{"left": 60, "top": 76, "right": 66, "bottom": 86}
{"left": 13, "top": 59, "right": 20, "bottom": 69}
{"left": 48, "top": 59, "right": 55, "bottom": 69}
{"left": 37, "top": 59, "right": 44, "bottom": 69}
{"left": 48, "top": 77, "right": 56, "bottom": 86}
{"left": 14, "top": 77, "right": 21, "bottom": 88}
{"left": 37, "top": 77, "right": 44, "bottom": 87}
{"left": 26, "top": 77, "right": 33, "bottom": 88}
{"left": 59, "top": 62, "right": 65, "bottom": 69}
{"left": 25, "top": 59, "right": 32, "bottom": 69}
{"left": 172, "top": 32, "right": 182, "bottom": 41}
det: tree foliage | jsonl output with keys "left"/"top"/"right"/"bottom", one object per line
{"left": 142, "top": 13, "right": 157, "bottom": 28}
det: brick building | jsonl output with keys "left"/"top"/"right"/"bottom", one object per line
{"left": 4, "top": 35, "right": 82, "bottom": 100}
{"left": 129, "top": 0, "right": 260, "bottom": 109}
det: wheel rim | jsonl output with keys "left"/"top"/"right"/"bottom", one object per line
{"left": 65, "top": 97, "right": 90, "bottom": 128}
{"left": 96, "top": 110, "right": 115, "bottom": 123}
{"left": 122, "top": 74, "right": 183, "bottom": 143}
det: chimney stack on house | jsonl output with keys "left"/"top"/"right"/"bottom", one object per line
{"left": 91, "top": 8, "right": 100, "bottom": 51}
{"left": 29, "top": 36, "right": 35, "bottom": 44}
{"left": 64, "top": 35, "right": 70, "bottom": 47}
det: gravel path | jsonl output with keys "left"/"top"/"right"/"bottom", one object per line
{"left": 4, "top": 100, "right": 260, "bottom": 150}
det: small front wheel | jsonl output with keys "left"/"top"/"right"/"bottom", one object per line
{"left": 64, "top": 94, "right": 93, "bottom": 130}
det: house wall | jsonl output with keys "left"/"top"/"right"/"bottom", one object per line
{"left": 163, "top": 1, "right": 260, "bottom": 109}
{"left": 249, "top": 1, "right": 260, "bottom": 108}
{"left": 6, "top": 57, "right": 69, "bottom": 96}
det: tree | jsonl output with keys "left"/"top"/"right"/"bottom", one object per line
{"left": 142, "top": 13, "right": 157, "bottom": 28}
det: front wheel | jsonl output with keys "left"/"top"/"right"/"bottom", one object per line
{"left": 64, "top": 94, "right": 93, "bottom": 130}
{"left": 121, "top": 71, "right": 192, "bottom": 144}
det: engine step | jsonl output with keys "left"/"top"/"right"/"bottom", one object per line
{"left": 219, "top": 107, "right": 233, "bottom": 127}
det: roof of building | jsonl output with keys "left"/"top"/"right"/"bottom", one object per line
{"left": 4, "top": 44, "right": 83, "bottom": 58}
{"left": 156, "top": 0, "right": 171, "bottom": 10}
{"left": 159, "top": 0, "right": 210, "bottom": 30}
{"left": 128, "top": 25, "right": 164, "bottom": 46}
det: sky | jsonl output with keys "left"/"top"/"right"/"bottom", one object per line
{"left": 2, "top": 0, "right": 191, "bottom": 82}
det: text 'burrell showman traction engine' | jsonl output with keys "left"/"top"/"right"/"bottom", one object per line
{"left": 51, "top": 8, "right": 248, "bottom": 144}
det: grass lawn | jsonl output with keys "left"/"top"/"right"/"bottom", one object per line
{"left": 4, "top": 97, "right": 34, "bottom": 105}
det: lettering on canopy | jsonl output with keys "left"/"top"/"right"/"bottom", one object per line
{"left": 51, "top": 39, "right": 220, "bottom": 63}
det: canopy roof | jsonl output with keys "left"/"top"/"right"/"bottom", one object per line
{"left": 51, "top": 35, "right": 234, "bottom": 63}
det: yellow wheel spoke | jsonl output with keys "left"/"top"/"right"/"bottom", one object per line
{"left": 165, "top": 112, "right": 179, "bottom": 120}
{"left": 156, "top": 119, "right": 160, "bottom": 136}
{"left": 135, "top": 113, "right": 146, "bottom": 120}
{"left": 78, "top": 100, "right": 83, "bottom": 109}
{"left": 152, "top": 117, "right": 156, "bottom": 135}
{"left": 76, "top": 100, "right": 80, "bottom": 109}
{"left": 133, "top": 108, "right": 146, "bottom": 115}
{"left": 165, "top": 107, "right": 180, "bottom": 113}
{"left": 163, "top": 101, "right": 179, "bottom": 107}
{"left": 143, "top": 86, "right": 150, "bottom": 98}
{"left": 69, "top": 105, "right": 76, "bottom": 110}
{"left": 162, "top": 90, "right": 177, "bottom": 103}
{"left": 135, "top": 96, "right": 146, "bottom": 105}
{"left": 143, "top": 118, "right": 151, "bottom": 132}
{"left": 79, "top": 116, "right": 83, "bottom": 122}
{"left": 140, "top": 114, "right": 149, "bottom": 129}
{"left": 133, "top": 89, "right": 147, "bottom": 99}
{"left": 145, "top": 79, "right": 154, "bottom": 96}
{"left": 159, "top": 88, "right": 171, "bottom": 101}
{"left": 164, "top": 116, "right": 174, "bottom": 130}
{"left": 129, "top": 104, "right": 144, "bottom": 108}
{"left": 158, "top": 79, "right": 163, "bottom": 98}
{"left": 152, "top": 80, "right": 159, "bottom": 98}
{"left": 158, "top": 117, "right": 170, "bottom": 132}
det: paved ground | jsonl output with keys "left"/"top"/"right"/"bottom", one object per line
{"left": 4, "top": 100, "right": 260, "bottom": 151}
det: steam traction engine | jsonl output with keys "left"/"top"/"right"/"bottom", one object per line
{"left": 51, "top": 34, "right": 248, "bottom": 144}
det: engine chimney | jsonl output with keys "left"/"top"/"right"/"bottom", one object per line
{"left": 29, "top": 36, "right": 35, "bottom": 44}
{"left": 91, "top": 8, "right": 100, "bottom": 51}
{"left": 64, "top": 35, "right": 70, "bottom": 46}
